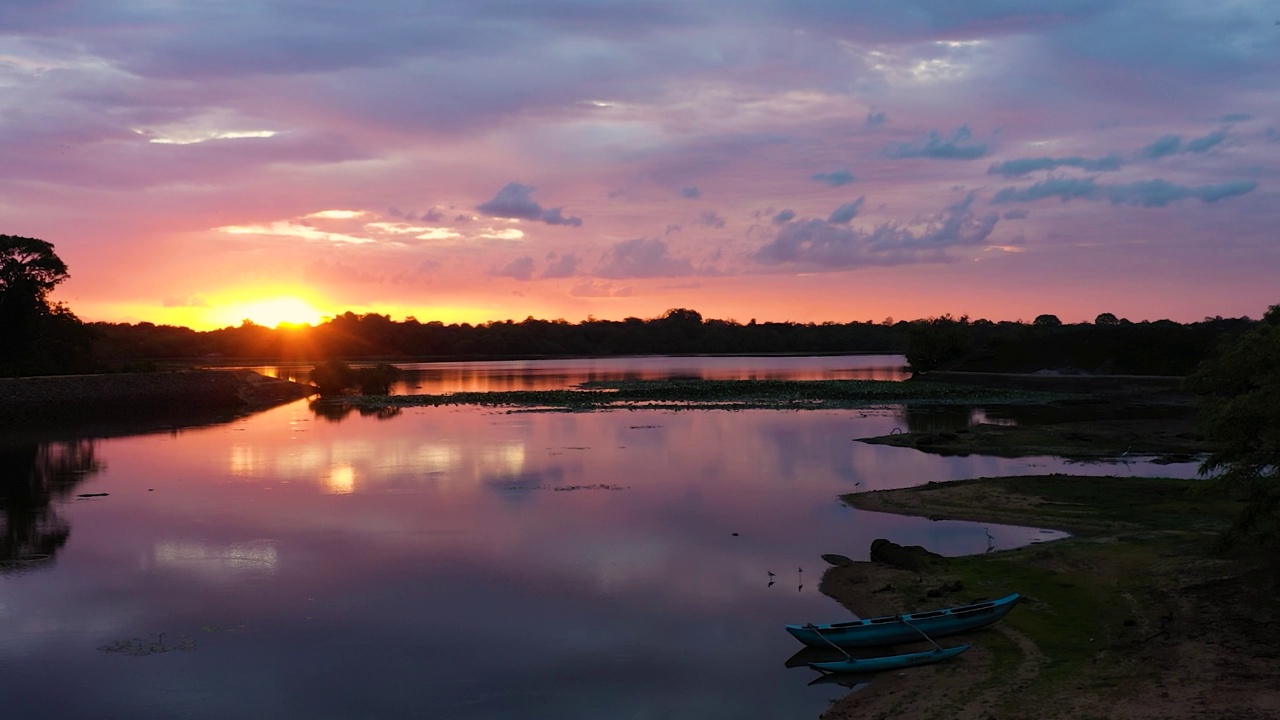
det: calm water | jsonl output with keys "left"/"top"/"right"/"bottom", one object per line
{"left": 245, "top": 354, "right": 910, "bottom": 394}
{"left": 0, "top": 357, "right": 1198, "bottom": 718}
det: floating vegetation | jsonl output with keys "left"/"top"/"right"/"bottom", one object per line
{"left": 331, "top": 379, "right": 1063, "bottom": 414}
{"left": 98, "top": 633, "right": 196, "bottom": 656}
{"left": 503, "top": 484, "right": 628, "bottom": 491}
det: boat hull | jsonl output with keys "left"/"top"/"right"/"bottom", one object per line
{"left": 808, "top": 644, "right": 970, "bottom": 674}
{"left": 786, "top": 593, "right": 1020, "bottom": 648}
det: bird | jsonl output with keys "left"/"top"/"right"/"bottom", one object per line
{"left": 767, "top": 570, "right": 775, "bottom": 577}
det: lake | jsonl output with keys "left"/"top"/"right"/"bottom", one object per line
{"left": 0, "top": 356, "right": 1199, "bottom": 718}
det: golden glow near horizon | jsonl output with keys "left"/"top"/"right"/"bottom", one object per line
{"left": 212, "top": 296, "right": 328, "bottom": 328}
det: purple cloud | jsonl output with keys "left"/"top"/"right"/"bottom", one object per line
{"left": 754, "top": 193, "right": 998, "bottom": 269}
{"left": 811, "top": 169, "right": 856, "bottom": 186}
{"left": 594, "top": 237, "right": 698, "bottom": 279}
{"left": 987, "top": 154, "right": 1123, "bottom": 177}
{"left": 492, "top": 255, "right": 536, "bottom": 280}
{"left": 827, "top": 198, "right": 865, "bottom": 225}
{"left": 541, "top": 253, "right": 579, "bottom": 279}
{"left": 698, "top": 210, "right": 726, "bottom": 229}
{"left": 886, "top": 125, "right": 988, "bottom": 160}
{"left": 993, "top": 177, "right": 1258, "bottom": 207}
{"left": 1139, "top": 129, "right": 1228, "bottom": 159}
{"left": 476, "top": 182, "right": 582, "bottom": 226}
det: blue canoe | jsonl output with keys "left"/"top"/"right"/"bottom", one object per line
{"left": 808, "top": 644, "right": 970, "bottom": 674}
{"left": 786, "top": 593, "right": 1020, "bottom": 648}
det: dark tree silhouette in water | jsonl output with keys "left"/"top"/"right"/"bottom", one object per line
{"left": 0, "top": 235, "right": 93, "bottom": 376}
{"left": 0, "top": 440, "right": 104, "bottom": 572}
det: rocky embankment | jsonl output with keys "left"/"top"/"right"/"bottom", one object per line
{"left": 0, "top": 370, "right": 315, "bottom": 431}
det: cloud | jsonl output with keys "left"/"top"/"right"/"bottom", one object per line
{"left": 570, "top": 279, "right": 633, "bottom": 297}
{"left": 1002, "top": 209, "right": 1029, "bottom": 219}
{"left": 754, "top": 193, "right": 998, "bottom": 269}
{"left": 826, "top": 198, "right": 865, "bottom": 225}
{"left": 304, "top": 258, "right": 384, "bottom": 284}
{"left": 772, "top": 208, "right": 796, "bottom": 224}
{"left": 993, "top": 177, "right": 1258, "bottom": 207}
{"left": 697, "top": 210, "right": 726, "bottom": 229}
{"left": 593, "top": 237, "right": 698, "bottom": 279}
{"left": 476, "top": 182, "right": 582, "bottom": 226}
{"left": 680, "top": 186, "right": 701, "bottom": 199}
{"left": 541, "top": 253, "right": 578, "bottom": 279}
{"left": 492, "top": 255, "right": 535, "bottom": 280}
{"left": 811, "top": 169, "right": 856, "bottom": 186}
{"left": 886, "top": 125, "right": 988, "bottom": 160}
{"left": 1184, "top": 129, "right": 1227, "bottom": 153}
{"left": 865, "top": 111, "right": 886, "bottom": 128}
{"left": 1139, "top": 129, "right": 1227, "bottom": 159}
{"left": 987, "top": 154, "right": 1123, "bottom": 177}
{"left": 1221, "top": 114, "right": 1252, "bottom": 123}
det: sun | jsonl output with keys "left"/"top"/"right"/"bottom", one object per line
{"left": 219, "top": 296, "right": 327, "bottom": 328}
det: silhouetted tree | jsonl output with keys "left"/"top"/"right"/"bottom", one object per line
{"left": 0, "top": 235, "right": 92, "bottom": 375}
{"left": 356, "top": 363, "right": 401, "bottom": 395}
{"left": 905, "top": 315, "right": 972, "bottom": 373}
{"left": 1095, "top": 312, "right": 1120, "bottom": 326}
{"left": 1033, "top": 314, "right": 1063, "bottom": 327}
{"left": 1187, "top": 304, "right": 1280, "bottom": 547}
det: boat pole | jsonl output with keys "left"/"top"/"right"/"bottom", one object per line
{"left": 805, "top": 624, "right": 853, "bottom": 661}
{"left": 899, "top": 617, "right": 941, "bottom": 652}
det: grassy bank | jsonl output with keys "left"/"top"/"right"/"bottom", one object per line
{"left": 818, "top": 475, "right": 1277, "bottom": 719}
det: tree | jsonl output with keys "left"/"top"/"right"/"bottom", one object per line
{"left": 0, "top": 235, "right": 90, "bottom": 375}
{"left": 310, "top": 360, "right": 357, "bottom": 395}
{"left": 1095, "top": 312, "right": 1120, "bottom": 326}
{"left": 1186, "top": 305, "right": 1280, "bottom": 546}
{"left": 1033, "top": 314, "right": 1063, "bottom": 327}
{"left": 905, "top": 315, "right": 971, "bottom": 373}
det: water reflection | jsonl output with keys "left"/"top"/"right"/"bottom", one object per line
{"left": 0, "top": 440, "right": 103, "bottom": 573}
{"left": 245, "top": 354, "right": 909, "bottom": 395}
{"left": 0, "top": 359, "right": 1206, "bottom": 719}
{"left": 308, "top": 399, "right": 402, "bottom": 422}
{"left": 898, "top": 404, "right": 1021, "bottom": 433}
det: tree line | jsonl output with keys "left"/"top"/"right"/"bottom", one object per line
{"left": 0, "top": 234, "right": 1265, "bottom": 376}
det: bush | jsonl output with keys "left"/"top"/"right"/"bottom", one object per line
{"left": 310, "top": 360, "right": 357, "bottom": 395}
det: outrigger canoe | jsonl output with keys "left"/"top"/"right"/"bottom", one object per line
{"left": 808, "top": 644, "right": 970, "bottom": 674}
{"left": 786, "top": 593, "right": 1020, "bottom": 649}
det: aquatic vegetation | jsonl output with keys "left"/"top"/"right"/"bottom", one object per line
{"left": 327, "top": 378, "right": 1061, "bottom": 413}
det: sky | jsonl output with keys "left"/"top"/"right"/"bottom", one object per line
{"left": 1, "top": 1, "right": 1277, "bottom": 330}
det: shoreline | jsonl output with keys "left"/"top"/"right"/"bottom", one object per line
{"left": 813, "top": 475, "right": 1277, "bottom": 719}
{"left": 0, "top": 370, "right": 315, "bottom": 441}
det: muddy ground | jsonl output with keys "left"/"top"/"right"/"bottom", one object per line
{"left": 811, "top": 478, "right": 1278, "bottom": 719}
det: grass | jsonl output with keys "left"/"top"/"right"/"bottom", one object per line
{"left": 830, "top": 473, "right": 1269, "bottom": 717}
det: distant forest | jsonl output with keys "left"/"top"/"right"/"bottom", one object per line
{"left": 83, "top": 309, "right": 1259, "bottom": 378}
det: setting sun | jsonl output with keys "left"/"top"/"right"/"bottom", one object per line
{"left": 216, "top": 296, "right": 327, "bottom": 328}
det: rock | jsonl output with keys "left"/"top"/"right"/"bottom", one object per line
{"left": 869, "top": 538, "right": 948, "bottom": 572}
{"left": 821, "top": 553, "right": 855, "bottom": 567}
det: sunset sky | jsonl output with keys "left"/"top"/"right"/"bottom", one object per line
{"left": 2, "top": 1, "right": 1277, "bottom": 330}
